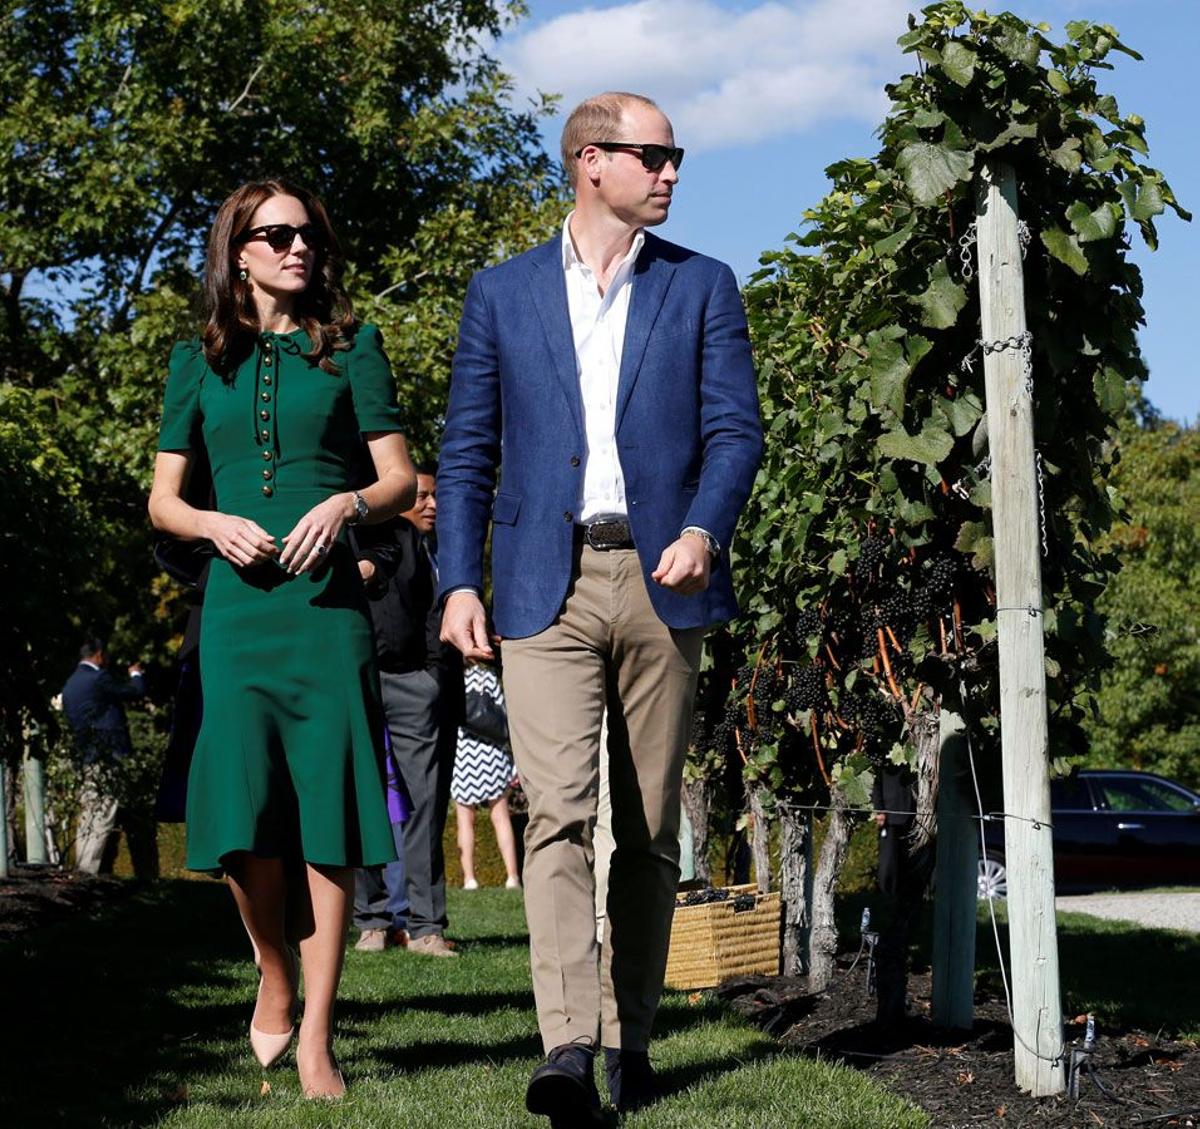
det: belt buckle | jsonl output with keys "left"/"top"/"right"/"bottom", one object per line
{"left": 585, "top": 518, "right": 629, "bottom": 551}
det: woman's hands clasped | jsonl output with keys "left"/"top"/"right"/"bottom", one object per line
{"left": 203, "top": 512, "right": 279, "bottom": 568}
{"left": 279, "top": 492, "right": 354, "bottom": 575}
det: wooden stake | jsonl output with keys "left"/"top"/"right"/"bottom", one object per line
{"left": 977, "top": 160, "right": 1064, "bottom": 1096}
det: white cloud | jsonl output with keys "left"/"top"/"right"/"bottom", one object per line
{"left": 498, "top": 0, "right": 913, "bottom": 152}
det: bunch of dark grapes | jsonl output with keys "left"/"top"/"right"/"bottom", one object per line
{"left": 785, "top": 665, "right": 827, "bottom": 712}
{"left": 878, "top": 591, "right": 918, "bottom": 645}
{"left": 841, "top": 691, "right": 900, "bottom": 736}
{"left": 825, "top": 605, "right": 853, "bottom": 640}
{"left": 926, "top": 553, "right": 957, "bottom": 599}
{"left": 735, "top": 663, "right": 755, "bottom": 689}
{"left": 857, "top": 607, "right": 884, "bottom": 659}
{"left": 858, "top": 536, "right": 887, "bottom": 573}
{"left": 796, "top": 607, "right": 822, "bottom": 640}
{"left": 911, "top": 584, "right": 933, "bottom": 622}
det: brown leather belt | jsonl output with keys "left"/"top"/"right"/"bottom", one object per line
{"left": 577, "top": 517, "right": 634, "bottom": 551}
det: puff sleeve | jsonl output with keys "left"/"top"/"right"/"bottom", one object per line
{"left": 157, "top": 340, "right": 205, "bottom": 451}
{"left": 348, "top": 324, "right": 405, "bottom": 433}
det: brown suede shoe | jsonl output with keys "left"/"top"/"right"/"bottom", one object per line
{"left": 354, "top": 928, "right": 390, "bottom": 953}
{"left": 406, "top": 933, "right": 459, "bottom": 958}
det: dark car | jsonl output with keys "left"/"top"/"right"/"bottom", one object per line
{"left": 979, "top": 769, "right": 1200, "bottom": 898}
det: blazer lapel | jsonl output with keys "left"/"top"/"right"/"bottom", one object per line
{"left": 616, "top": 237, "right": 677, "bottom": 430}
{"left": 527, "top": 238, "right": 584, "bottom": 439}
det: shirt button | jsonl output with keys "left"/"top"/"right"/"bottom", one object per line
{"left": 260, "top": 409, "right": 270, "bottom": 421}
{"left": 570, "top": 456, "right": 580, "bottom": 467}
{"left": 262, "top": 485, "right": 274, "bottom": 497}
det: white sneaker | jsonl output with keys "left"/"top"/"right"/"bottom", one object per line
{"left": 463, "top": 878, "right": 479, "bottom": 890}
{"left": 505, "top": 876, "right": 522, "bottom": 889}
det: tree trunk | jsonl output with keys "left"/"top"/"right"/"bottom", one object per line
{"left": 749, "top": 785, "right": 772, "bottom": 894}
{"left": 875, "top": 706, "right": 941, "bottom": 1027}
{"left": 779, "top": 804, "right": 813, "bottom": 976}
{"left": 681, "top": 775, "right": 711, "bottom": 884}
{"left": 808, "top": 790, "right": 854, "bottom": 991}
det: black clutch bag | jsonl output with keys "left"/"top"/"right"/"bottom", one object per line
{"left": 463, "top": 687, "right": 509, "bottom": 747}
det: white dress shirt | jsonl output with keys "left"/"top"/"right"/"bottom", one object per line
{"left": 561, "top": 213, "right": 644, "bottom": 524}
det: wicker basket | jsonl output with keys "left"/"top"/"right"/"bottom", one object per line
{"left": 664, "top": 884, "right": 781, "bottom": 990}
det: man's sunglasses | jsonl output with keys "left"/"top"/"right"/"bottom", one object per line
{"left": 236, "top": 222, "right": 324, "bottom": 251}
{"left": 574, "top": 142, "right": 685, "bottom": 172}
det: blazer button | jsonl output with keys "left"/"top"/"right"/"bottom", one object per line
{"left": 262, "top": 485, "right": 274, "bottom": 497}
{"left": 563, "top": 511, "right": 572, "bottom": 522}
{"left": 570, "top": 455, "right": 580, "bottom": 467}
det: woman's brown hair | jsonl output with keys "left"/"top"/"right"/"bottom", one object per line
{"left": 202, "top": 179, "right": 354, "bottom": 377}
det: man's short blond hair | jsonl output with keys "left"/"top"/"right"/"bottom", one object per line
{"left": 561, "top": 92, "right": 661, "bottom": 183}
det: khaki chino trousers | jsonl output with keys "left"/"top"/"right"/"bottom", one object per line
{"left": 502, "top": 540, "right": 703, "bottom": 1052}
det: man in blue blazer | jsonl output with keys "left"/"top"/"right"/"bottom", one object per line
{"left": 438, "top": 91, "right": 762, "bottom": 1124}
{"left": 61, "top": 637, "right": 145, "bottom": 873}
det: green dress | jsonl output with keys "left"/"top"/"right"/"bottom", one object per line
{"left": 157, "top": 324, "right": 401, "bottom": 873}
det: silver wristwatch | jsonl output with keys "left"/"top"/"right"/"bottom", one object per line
{"left": 348, "top": 491, "right": 369, "bottom": 525}
{"left": 680, "top": 526, "right": 720, "bottom": 557}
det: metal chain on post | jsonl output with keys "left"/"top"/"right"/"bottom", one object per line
{"left": 957, "top": 219, "right": 1030, "bottom": 281}
{"left": 1035, "top": 452, "right": 1048, "bottom": 557}
{"left": 979, "top": 330, "right": 1034, "bottom": 397}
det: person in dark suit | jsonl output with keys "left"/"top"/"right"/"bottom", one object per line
{"left": 61, "top": 637, "right": 146, "bottom": 873}
{"left": 350, "top": 464, "right": 464, "bottom": 957}
{"left": 872, "top": 763, "right": 917, "bottom": 898}
{"left": 437, "top": 92, "right": 762, "bottom": 1123}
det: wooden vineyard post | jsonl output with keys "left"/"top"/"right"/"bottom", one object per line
{"left": 931, "top": 709, "right": 976, "bottom": 1030}
{"left": 975, "top": 161, "right": 1065, "bottom": 1095}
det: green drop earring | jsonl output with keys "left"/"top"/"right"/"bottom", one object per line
{"left": 239, "top": 268, "right": 248, "bottom": 281}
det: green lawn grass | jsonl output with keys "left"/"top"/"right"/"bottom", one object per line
{"left": 0, "top": 881, "right": 927, "bottom": 1128}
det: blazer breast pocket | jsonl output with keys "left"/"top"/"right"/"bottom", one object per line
{"left": 492, "top": 492, "right": 522, "bottom": 526}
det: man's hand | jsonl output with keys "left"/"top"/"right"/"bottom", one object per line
{"left": 440, "top": 590, "right": 495, "bottom": 661}
{"left": 651, "top": 534, "right": 712, "bottom": 595}
{"left": 874, "top": 812, "right": 887, "bottom": 829}
{"left": 128, "top": 663, "right": 145, "bottom": 677}
{"left": 357, "top": 559, "right": 377, "bottom": 585}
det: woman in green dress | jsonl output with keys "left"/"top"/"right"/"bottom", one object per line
{"left": 148, "top": 180, "right": 415, "bottom": 1098}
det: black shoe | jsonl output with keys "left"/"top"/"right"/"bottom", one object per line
{"left": 526, "top": 1043, "right": 603, "bottom": 1126}
{"left": 604, "top": 1047, "right": 663, "bottom": 1114}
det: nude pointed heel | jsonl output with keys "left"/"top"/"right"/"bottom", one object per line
{"left": 249, "top": 946, "right": 299, "bottom": 1068}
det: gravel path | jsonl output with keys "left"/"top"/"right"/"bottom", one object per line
{"left": 1056, "top": 891, "right": 1200, "bottom": 933}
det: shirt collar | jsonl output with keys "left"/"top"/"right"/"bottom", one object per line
{"left": 561, "top": 211, "right": 645, "bottom": 276}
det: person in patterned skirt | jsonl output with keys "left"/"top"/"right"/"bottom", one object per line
{"left": 452, "top": 660, "right": 521, "bottom": 889}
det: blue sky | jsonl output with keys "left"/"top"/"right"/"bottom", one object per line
{"left": 498, "top": 0, "right": 1197, "bottom": 423}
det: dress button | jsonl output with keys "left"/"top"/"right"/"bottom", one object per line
{"left": 262, "top": 449, "right": 273, "bottom": 461}
{"left": 262, "top": 468, "right": 273, "bottom": 480}
{"left": 260, "top": 409, "right": 270, "bottom": 421}
{"left": 264, "top": 355, "right": 272, "bottom": 366}
{"left": 262, "top": 485, "right": 274, "bottom": 497}
{"left": 261, "top": 429, "right": 271, "bottom": 440}
{"left": 261, "top": 391, "right": 271, "bottom": 402}
{"left": 262, "top": 374, "right": 272, "bottom": 385}
{"left": 570, "top": 455, "right": 580, "bottom": 467}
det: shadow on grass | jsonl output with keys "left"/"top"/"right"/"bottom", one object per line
{"left": 0, "top": 878, "right": 248, "bottom": 1128}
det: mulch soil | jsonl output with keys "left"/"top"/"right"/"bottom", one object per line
{"left": 719, "top": 966, "right": 1200, "bottom": 1128}
{"left": 0, "top": 865, "right": 134, "bottom": 942}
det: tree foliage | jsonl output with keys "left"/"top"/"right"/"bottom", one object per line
{"left": 1084, "top": 414, "right": 1200, "bottom": 789}
{"left": 698, "top": 1, "right": 1189, "bottom": 820}
{"left": 0, "top": 0, "right": 567, "bottom": 750}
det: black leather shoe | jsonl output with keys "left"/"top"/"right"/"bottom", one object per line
{"left": 526, "top": 1043, "right": 603, "bottom": 1126}
{"left": 604, "top": 1047, "right": 662, "bottom": 1114}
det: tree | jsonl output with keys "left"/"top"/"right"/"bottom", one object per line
{"left": 1085, "top": 415, "right": 1200, "bottom": 789}
{"left": 0, "top": 0, "right": 566, "bottom": 751}
{"left": 714, "top": 0, "right": 1188, "bottom": 1017}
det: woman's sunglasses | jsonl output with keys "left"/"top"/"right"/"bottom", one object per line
{"left": 237, "top": 222, "right": 324, "bottom": 252}
{"left": 574, "top": 142, "right": 685, "bottom": 173}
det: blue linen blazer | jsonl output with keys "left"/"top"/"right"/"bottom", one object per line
{"left": 436, "top": 231, "right": 763, "bottom": 640}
